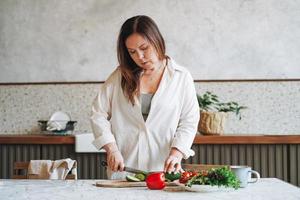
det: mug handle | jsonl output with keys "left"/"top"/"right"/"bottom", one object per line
{"left": 248, "top": 170, "right": 260, "bottom": 183}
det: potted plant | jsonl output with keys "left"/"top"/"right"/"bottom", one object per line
{"left": 197, "top": 91, "right": 247, "bottom": 135}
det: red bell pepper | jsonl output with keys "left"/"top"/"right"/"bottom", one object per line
{"left": 146, "top": 172, "right": 166, "bottom": 190}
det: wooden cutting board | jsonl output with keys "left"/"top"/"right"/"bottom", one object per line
{"left": 96, "top": 180, "right": 147, "bottom": 188}
{"left": 95, "top": 180, "right": 179, "bottom": 188}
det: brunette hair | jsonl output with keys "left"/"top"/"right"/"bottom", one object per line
{"left": 117, "top": 15, "right": 166, "bottom": 105}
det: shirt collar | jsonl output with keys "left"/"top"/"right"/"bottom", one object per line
{"left": 166, "top": 57, "right": 184, "bottom": 77}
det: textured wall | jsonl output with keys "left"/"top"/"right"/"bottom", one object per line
{"left": 0, "top": 81, "right": 299, "bottom": 135}
{"left": 0, "top": 0, "right": 300, "bottom": 82}
{"left": 0, "top": 84, "right": 98, "bottom": 134}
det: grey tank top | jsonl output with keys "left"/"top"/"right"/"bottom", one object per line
{"left": 141, "top": 93, "right": 154, "bottom": 121}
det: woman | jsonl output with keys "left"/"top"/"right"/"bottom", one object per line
{"left": 91, "top": 15, "right": 199, "bottom": 179}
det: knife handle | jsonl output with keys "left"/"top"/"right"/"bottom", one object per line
{"left": 101, "top": 161, "right": 108, "bottom": 167}
{"left": 101, "top": 161, "right": 123, "bottom": 171}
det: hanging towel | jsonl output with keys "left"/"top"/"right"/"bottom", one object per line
{"left": 27, "top": 160, "right": 52, "bottom": 179}
{"left": 49, "top": 158, "right": 77, "bottom": 180}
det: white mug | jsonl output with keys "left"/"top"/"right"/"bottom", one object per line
{"left": 230, "top": 166, "right": 260, "bottom": 188}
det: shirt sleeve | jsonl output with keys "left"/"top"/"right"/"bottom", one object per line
{"left": 90, "top": 82, "right": 116, "bottom": 150}
{"left": 171, "top": 72, "right": 200, "bottom": 159}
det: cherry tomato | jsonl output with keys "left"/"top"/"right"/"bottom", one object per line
{"left": 200, "top": 170, "right": 208, "bottom": 176}
{"left": 191, "top": 172, "right": 198, "bottom": 177}
{"left": 179, "top": 171, "right": 193, "bottom": 184}
{"left": 182, "top": 171, "right": 191, "bottom": 179}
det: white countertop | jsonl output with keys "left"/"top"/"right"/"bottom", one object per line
{"left": 1, "top": 178, "right": 299, "bottom": 200}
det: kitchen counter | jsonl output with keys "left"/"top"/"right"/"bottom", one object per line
{"left": 1, "top": 134, "right": 300, "bottom": 144}
{"left": 1, "top": 178, "right": 299, "bottom": 200}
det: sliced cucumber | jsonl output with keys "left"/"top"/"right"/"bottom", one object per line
{"left": 135, "top": 173, "right": 146, "bottom": 181}
{"left": 126, "top": 175, "right": 141, "bottom": 182}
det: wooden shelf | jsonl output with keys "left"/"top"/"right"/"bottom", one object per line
{"left": 193, "top": 134, "right": 300, "bottom": 144}
{"left": 0, "top": 135, "right": 74, "bottom": 144}
{"left": 0, "top": 134, "right": 300, "bottom": 144}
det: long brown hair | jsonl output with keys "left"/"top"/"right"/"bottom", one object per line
{"left": 117, "top": 15, "right": 166, "bottom": 105}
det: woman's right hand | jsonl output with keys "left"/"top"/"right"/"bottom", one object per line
{"left": 103, "top": 143, "right": 125, "bottom": 172}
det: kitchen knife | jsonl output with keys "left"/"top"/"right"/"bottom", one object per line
{"left": 101, "top": 161, "right": 149, "bottom": 175}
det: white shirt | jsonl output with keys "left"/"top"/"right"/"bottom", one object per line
{"left": 90, "top": 58, "right": 200, "bottom": 179}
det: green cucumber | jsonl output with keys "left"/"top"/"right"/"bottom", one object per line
{"left": 126, "top": 175, "right": 141, "bottom": 182}
{"left": 165, "top": 172, "right": 181, "bottom": 181}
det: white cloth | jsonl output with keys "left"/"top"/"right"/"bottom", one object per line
{"left": 90, "top": 58, "right": 200, "bottom": 179}
{"left": 27, "top": 159, "right": 76, "bottom": 180}
{"left": 49, "top": 158, "right": 77, "bottom": 180}
{"left": 28, "top": 160, "right": 52, "bottom": 179}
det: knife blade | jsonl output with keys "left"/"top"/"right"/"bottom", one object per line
{"left": 101, "top": 161, "right": 148, "bottom": 175}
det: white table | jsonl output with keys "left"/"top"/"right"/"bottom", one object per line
{"left": 1, "top": 178, "right": 299, "bottom": 200}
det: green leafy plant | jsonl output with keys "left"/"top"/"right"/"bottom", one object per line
{"left": 197, "top": 91, "right": 247, "bottom": 120}
{"left": 186, "top": 167, "right": 240, "bottom": 189}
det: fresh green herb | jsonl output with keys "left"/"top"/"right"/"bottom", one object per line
{"left": 186, "top": 167, "right": 240, "bottom": 189}
{"left": 197, "top": 91, "right": 247, "bottom": 120}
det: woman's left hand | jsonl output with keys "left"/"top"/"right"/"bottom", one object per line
{"left": 164, "top": 148, "right": 184, "bottom": 173}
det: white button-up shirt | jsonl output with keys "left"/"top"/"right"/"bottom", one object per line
{"left": 91, "top": 58, "right": 200, "bottom": 179}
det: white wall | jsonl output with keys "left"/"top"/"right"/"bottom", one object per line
{"left": 1, "top": 0, "right": 300, "bottom": 82}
